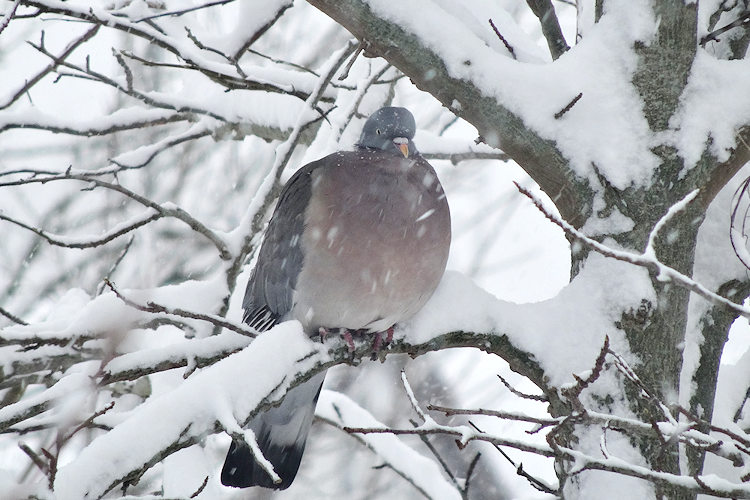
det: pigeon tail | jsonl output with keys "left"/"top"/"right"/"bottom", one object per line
{"left": 220, "top": 372, "right": 325, "bottom": 489}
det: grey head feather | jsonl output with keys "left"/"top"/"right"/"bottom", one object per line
{"left": 356, "top": 106, "right": 417, "bottom": 156}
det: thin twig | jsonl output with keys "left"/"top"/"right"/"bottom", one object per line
{"left": 0, "top": 306, "right": 27, "bottom": 325}
{"left": 554, "top": 92, "right": 583, "bottom": 119}
{"left": 134, "top": 0, "right": 236, "bottom": 22}
{"left": 0, "top": 25, "right": 100, "bottom": 110}
{"left": 0, "top": 210, "right": 161, "bottom": 250}
{"left": 190, "top": 476, "right": 209, "bottom": 498}
{"left": 468, "top": 420, "right": 558, "bottom": 494}
{"left": 560, "top": 335, "right": 609, "bottom": 410}
{"left": 462, "top": 452, "right": 482, "bottom": 499}
{"left": 488, "top": 19, "right": 516, "bottom": 59}
{"left": 0, "top": 174, "right": 232, "bottom": 260}
{"left": 409, "top": 418, "right": 461, "bottom": 491}
{"left": 104, "top": 280, "right": 257, "bottom": 338}
{"left": 496, "top": 374, "right": 548, "bottom": 402}
{"left": 19, "top": 442, "right": 48, "bottom": 475}
{"left": 401, "top": 371, "right": 427, "bottom": 422}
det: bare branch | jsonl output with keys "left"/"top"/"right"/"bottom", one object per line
{"left": 496, "top": 374, "right": 548, "bottom": 402}
{"left": 0, "top": 209, "right": 161, "bottom": 249}
{"left": 526, "top": 0, "right": 570, "bottom": 59}
{"left": 133, "top": 0, "right": 236, "bottom": 22}
{"left": 554, "top": 92, "right": 583, "bottom": 119}
{"left": 467, "top": 421, "right": 558, "bottom": 494}
{"left": 0, "top": 25, "right": 99, "bottom": 110}
{"left": 0, "top": 174, "right": 232, "bottom": 260}
{"left": 488, "top": 19, "right": 516, "bottom": 59}
{"left": 0, "top": 305, "right": 27, "bottom": 325}
{"left": 700, "top": 10, "right": 750, "bottom": 47}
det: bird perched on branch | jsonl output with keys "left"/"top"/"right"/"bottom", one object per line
{"left": 221, "top": 106, "right": 451, "bottom": 489}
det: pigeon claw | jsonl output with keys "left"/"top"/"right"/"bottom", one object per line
{"left": 370, "top": 326, "right": 394, "bottom": 362}
{"left": 342, "top": 329, "right": 356, "bottom": 353}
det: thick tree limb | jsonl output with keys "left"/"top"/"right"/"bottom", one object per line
{"left": 306, "top": 0, "right": 592, "bottom": 227}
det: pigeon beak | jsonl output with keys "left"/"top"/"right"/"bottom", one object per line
{"left": 393, "top": 138, "right": 409, "bottom": 158}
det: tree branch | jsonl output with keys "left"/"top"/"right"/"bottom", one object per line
{"left": 306, "top": 0, "right": 592, "bottom": 227}
{"left": 526, "top": 0, "right": 570, "bottom": 59}
{"left": 515, "top": 182, "right": 750, "bottom": 319}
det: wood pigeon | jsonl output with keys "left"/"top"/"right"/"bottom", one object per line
{"left": 221, "top": 107, "right": 451, "bottom": 489}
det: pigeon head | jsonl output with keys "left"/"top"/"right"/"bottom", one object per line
{"left": 356, "top": 107, "right": 417, "bottom": 158}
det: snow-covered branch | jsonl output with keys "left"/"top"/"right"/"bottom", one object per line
{"left": 515, "top": 183, "right": 750, "bottom": 319}
{"left": 0, "top": 173, "right": 232, "bottom": 260}
{"left": 346, "top": 339, "right": 750, "bottom": 499}
{"left": 317, "top": 390, "right": 462, "bottom": 500}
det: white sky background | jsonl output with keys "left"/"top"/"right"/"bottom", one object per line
{"left": 1, "top": 1, "right": 750, "bottom": 499}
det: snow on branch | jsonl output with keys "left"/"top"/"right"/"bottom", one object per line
{"left": 346, "top": 338, "right": 750, "bottom": 498}
{"left": 0, "top": 24, "right": 99, "bottom": 110}
{"left": 317, "top": 390, "right": 462, "bottom": 500}
{"left": 0, "top": 173, "right": 232, "bottom": 260}
{"left": 515, "top": 182, "right": 750, "bottom": 319}
{"left": 0, "top": 269, "right": 555, "bottom": 497}
{"left": 0, "top": 209, "right": 161, "bottom": 250}
{"left": 22, "top": 0, "right": 329, "bottom": 100}
{"left": 104, "top": 280, "right": 257, "bottom": 340}
{"left": 51, "top": 323, "right": 323, "bottom": 500}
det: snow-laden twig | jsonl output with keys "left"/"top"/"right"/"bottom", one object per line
{"left": 0, "top": 0, "right": 21, "bottom": 35}
{"left": 0, "top": 209, "right": 161, "bottom": 249}
{"left": 133, "top": 0, "right": 237, "bottom": 22}
{"left": 515, "top": 182, "right": 750, "bottom": 319}
{"left": 343, "top": 421, "right": 555, "bottom": 457}
{"left": 644, "top": 189, "right": 699, "bottom": 259}
{"left": 401, "top": 370, "right": 428, "bottom": 422}
{"left": 346, "top": 418, "right": 750, "bottom": 498}
{"left": 104, "top": 280, "right": 257, "bottom": 338}
{"left": 0, "top": 371, "right": 94, "bottom": 433}
{"left": 108, "top": 119, "right": 215, "bottom": 169}
{"left": 0, "top": 174, "right": 232, "bottom": 260}
{"left": 99, "top": 332, "right": 250, "bottom": 385}
{"left": 0, "top": 24, "right": 99, "bottom": 110}
{"left": 22, "top": 0, "right": 326, "bottom": 99}
{"left": 0, "top": 106, "right": 190, "bottom": 137}
{"left": 317, "top": 390, "right": 462, "bottom": 500}
{"left": 218, "top": 414, "right": 280, "bottom": 486}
